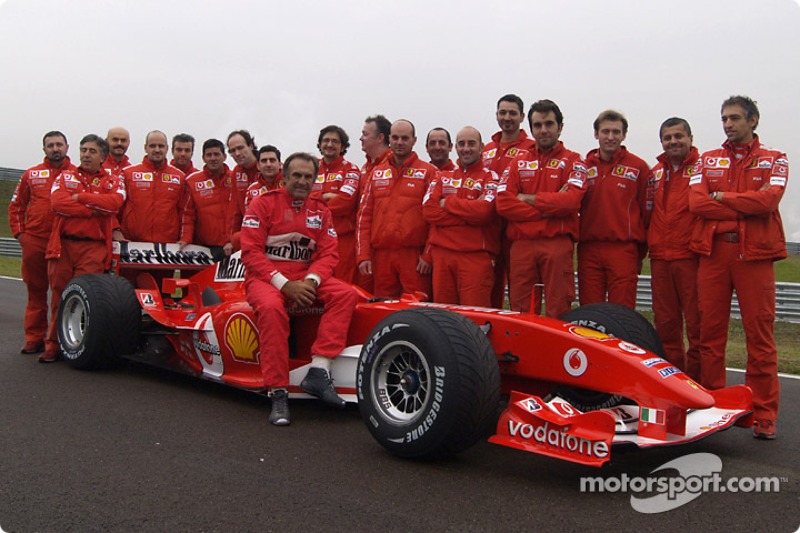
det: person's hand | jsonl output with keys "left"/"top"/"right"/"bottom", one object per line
{"left": 112, "top": 229, "right": 126, "bottom": 241}
{"left": 223, "top": 242, "right": 233, "bottom": 256}
{"left": 281, "top": 280, "right": 317, "bottom": 308}
{"left": 359, "top": 260, "right": 372, "bottom": 276}
{"left": 417, "top": 257, "right": 431, "bottom": 275}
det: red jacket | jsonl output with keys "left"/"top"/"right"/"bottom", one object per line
{"left": 432, "top": 159, "right": 456, "bottom": 172}
{"left": 102, "top": 154, "right": 131, "bottom": 177}
{"left": 170, "top": 159, "right": 198, "bottom": 176}
{"left": 482, "top": 130, "right": 536, "bottom": 176}
{"left": 689, "top": 136, "right": 787, "bottom": 261}
{"left": 496, "top": 142, "right": 587, "bottom": 241}
{"left": 648, "top": 147, "right": 701, "bottom": 261}
{"left": 46, "top": 167, "right": 126, "bottom": 266}
{"left": 422, "top": 159, "right": 500, "bottom": 254}
{"left": 119, "top": 158, "right": 189, "bottom": 242}
{"left": 241, "top": 188, "right": 339, "bottom": 286}
{"left": 184, "top": 166, "right": 236, "bottom": 247}
{"left": 311, "top": 156, "right": 362, "bottom": 237}
{"left": 580, "top": 147, "right": 651, "bottom": 243}
{"left": 356, "top": 152, "right": 437, "bottom": 263}
{"left": 244, "top": 173, "right": 284, "bottom": 212}
{"left": 9, "top": 156, "right": 76, "bottom": 238}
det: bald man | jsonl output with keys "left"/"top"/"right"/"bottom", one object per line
{"left": 103, "top": 126, "right": 132, "bottom": 176}
{"left": 423, "top": 127, "right": 500, "bottom": 306}
{"left": 117, "top": 130, "right": 190, "bottom": 243}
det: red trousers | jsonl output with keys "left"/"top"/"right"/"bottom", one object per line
{"left": 46, "top": 240, "right": 108, "bottom": 354}
{"left": 509, "top": 236, "right": 575, "bottom": 318}
{"left": 650, "top": 257, "right": 701, "bottom": 380}
{"left": 578, "top": 241, "right": 639, "bottom": 308}
{"left": 431, "top": 247, "right": 494, "bottom": 307}
{"left": 697, "top": 237, "right": 779, "bottom": 423}
{"left": 372, "top": 247, "right": 431, "bottom": 300}
{"left": 246, "top": 276, "right": 357, "bottom": 388}
{"left": 334, "top": 232, "right": 357, "bottom": 284}
{"left": 20, "top": 233, "right": 50, "bottom": 344}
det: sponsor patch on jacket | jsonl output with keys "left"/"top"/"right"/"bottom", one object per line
{"left": 568, "top": 172, "right": 585, "bottom": 187}
{"left": 328, "top": 227, "right": 337, "bottom": 237}
{"left": 306, "top": 211, "right": 323, "bottom": 229}
{"left": 235, "top": 172, "right": 249, "bottom": 183}
{"left": 613, "top": 165, "right": 639, "bottom": 180}
{"left": 315, "top": 174, "right": 325, "bottom": 184}
{"left": 241, "top": 215, "right": 259, "bottom": 228}
{"left": 776, "top": 157, "right": 789, "bottom": 166}
{"left": 757, "top": 157, "right": 774, "bottom": 168}
{"left": 30, "top": 169, "right": 50, "bottom": 178}
{"left": 770, "top": 176, "right": 787, "bottom": 187}
{"left": 683, "top": 166, "right": 698, "bottom": 178}
{"left": 586, "top": 167, "right": 598, "bottom": 179}
{"left": 131, "top": 172, "right": 153, "bottom": 182}
{"left": 507, "top": 148, "right": 519, "bottom": 157}
{"left": 689, "top": 175, "right": 703, "bottom": 186}
{"left": 265, "top": 232, "right": 317, "bottom": 262}
{"left": 483, "top": 148, "right": 497, "bottom": 159}
{"left": 547, "top": 159, "right": 560, "bottom": 168}
{"left": 195, "top": 179, "right": 215, "bottom": 190}
{"left": 324, "top": 173, "right": 342, "bottom": 182}
{"left": 411, "top": 169, "right": 426, "bottom": 179}
{"left": 162, "top": 174, "right": 181, "bottom": 184}
{"left": 341, "top": 184, "right": 356, "bottom": 196}
{"left": 704, "top": 157, "right": 730, "bottom": 168}
{"left": 518, "top": 160, "right": 538, "bottom": 171}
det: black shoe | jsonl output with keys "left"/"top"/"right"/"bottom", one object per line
{"left": 300, "top": 368, "right": 345, "bottom": 409}
{"left": 269, "top": 389, "right": 290, "bottom": 426}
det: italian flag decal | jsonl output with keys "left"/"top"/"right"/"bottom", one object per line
{"left": 640, "top": 407, "right": 665, "bottom": 424}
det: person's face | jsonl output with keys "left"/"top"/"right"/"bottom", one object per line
{"left": 594, "top": 120, "right": 626, "bottom": 157}
{"left": 721, "top": 105, "right": 757, "bottom": 145}
{"left": 43, "top": 135, "right": 68, "bottom": 166}
{"left": 319, "top": 132, "right": 344, "bottom": 161}
{"left": 79, "top": 141, "right": 105, "bottom": 173}
{"left": 172, "top": 141, "right": 194, "bottom": 166}
{"left": 203, "top": 147, "right": 226, "bottom": 174}
{"left": 389, "top": 121, "right": 416, "bottom": 159}
{"left": 283, "top": 158, "right": 316, "bottom": 200}
{"left": 455, "top": 128, "right": 483, "bottom": 167}
{"left": 529, "top": 110, "right": 563, "bottom": 151}
{"left": 426, "top": 130, "right": 452, "bottom": 166}
{"left": 107, "top": 128, "right": 130, "bottom": 159}
{"left": 360, "top": 121, "right": 382, "bottom": 155}
{"left": 496, "top": 101, "right": 524, "bottom": 134}
{"left": 227, "top": 134, "right": 256, "bottom": 167}
{"left": 660, "top": 124, "right": 693, "bottom": 163}
{"left": 145, "top": 133, "right": 168, "bottom": 165}
{"left": 258, "top": 151, "right": 281, "bottom": 179}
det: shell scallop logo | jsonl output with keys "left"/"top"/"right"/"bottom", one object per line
{"left": 224, "top": 314, "right": 259, "bottom": 363}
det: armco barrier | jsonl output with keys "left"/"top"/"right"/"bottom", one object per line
{"left": 1, "top": 235, "right": 797, "bottom": 323}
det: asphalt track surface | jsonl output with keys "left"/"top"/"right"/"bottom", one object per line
{"left": 0, "top": 277, "right": 798, "bottom": 533}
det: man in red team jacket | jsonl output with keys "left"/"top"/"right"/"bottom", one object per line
{"left": 9, "top": 131, "right": 76, "bottom": 354}
{"left": 241, "top": 152, "right": 358, "bottom": 426}
{"left": 689, "top": 95, "right": 787, "bottom": 440}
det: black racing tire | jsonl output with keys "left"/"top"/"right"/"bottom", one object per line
{"left": 556, "top": 303, "right": 666, "bottom": 412}
{"left": 357, "top": 308, "right": 500, "bottom": 459}
{"left": 57, "top": 274, "right": 141, "bottom": 370}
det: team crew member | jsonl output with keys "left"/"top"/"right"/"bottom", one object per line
{"left": 578, "top": 109, "right": 651, "bottom": 308}
{"left": 9, "top": 131, "right": 76, "bottom": 354}
{"left": 426, "top": 127, "right": 455, "bottom": 171}
{"left": 170, "top": 133, "right": 198, "bottom": 176}
{"left": 230, "top": 145, "right": 284, "bottom": 252}
{"left": 241, "top": 152, "right": 358, "bottom": 426}
{"left": 422, "top": 126, "right": 499, "bottom": 306}
{"left": 689, "top": 95, "right": 787, "bottom": 440}
{"left": 227, "top": 130, "right": 260, "bottom": 216}
{"left": 183, "top": 139, "right": 235, "bottom": 261}
{"left": 648, "top": 117, "right": 702, "bottom": 379}
{"left": 312, "top": 125, "right": 362, "bottom": 284}
{"left": 483, "top": 94, "right": 537, "bottom": 309}
{"left": 117, "top": 131, "right": 189, "bottom": 244}
{"left": 496, "top": 99, "right": 587, "bottom": 318}
{"left": 357, "top": 119, "right": 436, "bottom": 299}
{"left": 102, "top": 126, "right": 131, "bottom": 176}
{"left": 42, "top": 135, "right": 126, "bottom": 363}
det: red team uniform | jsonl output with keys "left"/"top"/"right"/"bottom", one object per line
{"left": 184, "top": 165, "right": 236, "bottom": 248}
{"left": 689, "top": 136, "right": 787, "bottom": 426}
{"left": 422, "top": 159, "right": 500, "bottom": 306}
{"left": 9, "top": 156, "right": 76, "bottom": 347}
{"left": 119, "top": 158, "right": 189, "bottom": 242}
{"left": 240, "top": 188, "right": 357, "bottom": 388}
{"left": 579, "top": 147, "right": 651, "bottom": 308}
{"left": 496, "top": 142, "right": 587, "bottom": 317}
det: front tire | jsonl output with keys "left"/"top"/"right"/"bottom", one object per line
{"left": 357, "top": 309, "right": 500, "bottom": 459}
{"left": 58, "top": 274, "right": 141, "bottom": 370}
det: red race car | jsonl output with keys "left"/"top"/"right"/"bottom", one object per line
{"left": 56, "top": 242, "right": 752, "bottom": 467}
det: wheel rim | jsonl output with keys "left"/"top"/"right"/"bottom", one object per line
{"left": 370, "top": 340, "right": 431, "bottom": 423}
{"left": 61, "top": 293, "right": 87, "bottom": 350}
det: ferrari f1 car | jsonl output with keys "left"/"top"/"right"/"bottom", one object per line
{"left": 56, "top": 241, "right": 753, "bottom": 467}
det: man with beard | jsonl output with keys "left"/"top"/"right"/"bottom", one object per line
{"left": 103, "top": 126, "right": 131, "bottom": 176}
{"left": 9, "top": 131, "right": 76, "bottom": 354}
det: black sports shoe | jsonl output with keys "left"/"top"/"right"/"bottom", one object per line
{"left": 300, "top": 368, "right": 346, "bottom": 409}
{"left": 269, "top": 389, "right": 290, "bottom": 426}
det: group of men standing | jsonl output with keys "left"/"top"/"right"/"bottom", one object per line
{"left": 8, "top": 94, "right": 787, "bottom": 437}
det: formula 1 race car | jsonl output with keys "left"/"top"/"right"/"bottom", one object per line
{"left": 56, "top": 241, "right": 753, "bottom": 467}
